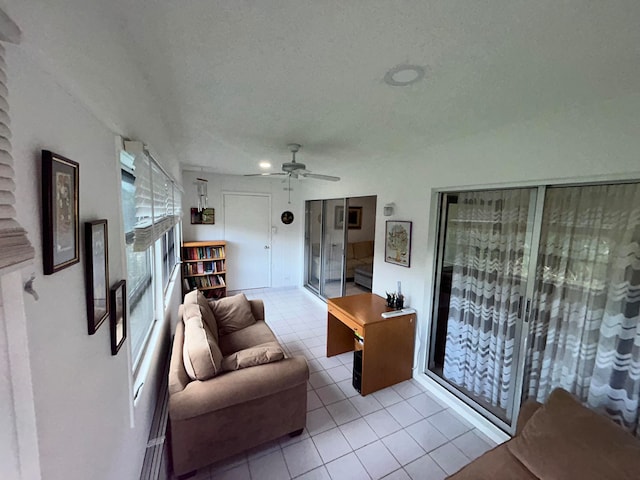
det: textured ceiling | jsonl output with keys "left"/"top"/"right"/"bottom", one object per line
{"left": 115, "top": 0, "right": 640, "bottom": 176}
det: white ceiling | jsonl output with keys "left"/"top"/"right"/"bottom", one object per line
{"left": 114, "top": 0, "right": 640, "bottom": 176}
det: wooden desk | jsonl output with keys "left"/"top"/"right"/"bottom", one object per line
{"left": 326, "top": 293, "right": 416, "bottom": 396}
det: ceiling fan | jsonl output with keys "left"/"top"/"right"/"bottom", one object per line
{"left": 245, "top": 143, "right": 340, "bottom": 182}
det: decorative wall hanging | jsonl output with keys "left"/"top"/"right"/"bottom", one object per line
{"left": 42, "top": 150, "right": 79, "bottom": 274}
{"left": 110, "top": 280, "right": 126, "bottom": 355}
{"left": 195, "top": 177, "right": 208, "bottom": 211}
{"left": 85, "top": 220, "right": 109, "bottom": 334}
{"left": 281, "top": 211, "right": 294, "bottom": 225}
{"left": 385, "top": 220, "right": 412, "bottom": 267}
{"left": 334, "top": 206, "right": 363, "bottom": 230}
{"left": 190, "top": 207, "right": 215, "bottom": 224}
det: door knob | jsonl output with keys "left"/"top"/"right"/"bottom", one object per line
{"left": 264, "top": 245, "right": 270, "bottom": 249}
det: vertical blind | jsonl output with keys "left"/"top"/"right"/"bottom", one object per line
{"left": 123, "top": 140, "right": 182, "bottom": 252}
{"left": 0, "top": 41, "right": 34, "bottom": 270}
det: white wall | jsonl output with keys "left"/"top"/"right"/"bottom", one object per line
{"left": 181, "top": 170, "right": 302, "bottom": 288}
{"left": 300, "top": 93, "right": 640, "bottom": 370}
{"left": 3, "top": 1, "right": 182, "bottom": 477}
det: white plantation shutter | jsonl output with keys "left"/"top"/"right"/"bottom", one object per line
{"left": 123, "top": 140, "right": 181, "bottom": 251}
{"left": 0, "top": 42, "right": 34, "bottom": 270}
{"left": 173, "top": 183, "right": 182, "bottom": 225}
{"left": 151, "top": 162, "right": 172, "bottom": 238}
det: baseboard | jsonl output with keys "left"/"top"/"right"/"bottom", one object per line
{"left": 412, "top": 372, "right": 510, "bottom": 445}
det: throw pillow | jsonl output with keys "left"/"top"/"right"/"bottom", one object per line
{"left": 508, "top": 388, "right": 640, "bottom": 480}
{"left": 208, "top": 293, "right": 257, "bottom": 336}
{"left": 221, "top": 341, "right": 285, "bottom": 371}
{"left": 183, "top": 289, "right": 219, "bottom": 343}
{"left": 181, "top": 303, "right": 223, "bottom": 381}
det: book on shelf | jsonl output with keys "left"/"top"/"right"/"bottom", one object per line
{"left": 197, "top": 262, "right": 204, "bottom": 274}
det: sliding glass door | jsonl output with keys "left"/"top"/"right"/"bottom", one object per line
{"left": 428, "top": 181, "right": 640, "bottom": 435}
{"left": 429, "top": 188, "right": 537, "bottom": 427}
{"left": 524, "top": 183, "right": 640, "bottom": 436}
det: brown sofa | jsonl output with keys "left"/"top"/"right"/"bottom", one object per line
{"left": 346, "top": 240, "right": 374, "bottom": 278}
{"left": 168, "top": 291, "right": 309, "bottom": 476}
{"left": 448, "top": 388, "right": 640, "bottom": 479}
{"left": 310, "top": 240, "right": 374, "bottom": 281}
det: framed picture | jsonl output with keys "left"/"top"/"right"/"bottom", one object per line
{"left": 385, "top": 220, "right": 412, "bottom": 267}
{"left": 85, "top": 220, "right": 109, "bottom": 335}
{"left": 110, "top": 280, "right": 127, "bottom": 355}
{"left": 190, "top": 207, "right": 215, "bottom": 224}
{"left": 42, "top": 150, "right": 79, "bottom": 274}
{"left": 334, "top": 206, "right": 363, "bottom": 230}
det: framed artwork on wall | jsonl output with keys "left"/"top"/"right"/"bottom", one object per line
{"left": 334, "top": 206, "right": 363, "bottom": 230}
{"left": 41, "top": 150, "right": 79, "bottom": 274}
{"left": 110, "top": 280, "right": 127, "bottom": 355}
{"left": 190, "top": 207, "right": 215, "bottom": 224}
{"left": 385, "top": 220, "right": 412, "bottom": 267}
{"left": 85, "top": 220, "right": 109, "bottom": 335}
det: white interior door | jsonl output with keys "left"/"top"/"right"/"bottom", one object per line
{"left": 223, "top": 193, "right": 271, "bottom": 290}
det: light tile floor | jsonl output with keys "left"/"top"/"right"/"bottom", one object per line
{"left": 179, "top": 287, "right": 496, "bottom": 480}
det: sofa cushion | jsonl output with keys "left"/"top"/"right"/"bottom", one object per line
{"left": 218, "top": 321, "right": 278, "bottom": 357}
{"left": 208, "top": 293, "right": 256, "bottom": 336}
{"left": 353, "top": 240, "right": 373, "bottom": 259}
{"left": 346, "top": 243, "right": 354, "bottom": 260}
{"left": 182, "top": 304, "right": 223, "bottom": 381}
{"left": 507, "top": 388, "right": 640, "bottom": 480}
{"left": 183, "top": 289, "right": 219, "bottom": 343}
{"left": 221, "top": 341, "right": 285, "bottom": 371}
{"left": 447, "top": 441, "right": 538, "bottom": 479}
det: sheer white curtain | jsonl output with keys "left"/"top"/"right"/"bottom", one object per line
{"left": 525, "top": 183, "right": 640, "bottom": 435}
{"left": 443, "top": 188, "right": 532, "bottom": 411}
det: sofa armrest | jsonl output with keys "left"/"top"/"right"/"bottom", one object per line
{"left": 169, "top": 355, "right": 308, "bottom": 420}
{"left": 249, "top": 299, "right": 265, "bottom": 322}
{"left": 515, "top": 399, "right": 543, "bottom": 435}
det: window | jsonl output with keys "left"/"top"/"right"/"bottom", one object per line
{"left": 162, "top": 226, "right": 178, "bottom": 289}
{"left": 120, "top": 143, "right": 182, "bottom": 371}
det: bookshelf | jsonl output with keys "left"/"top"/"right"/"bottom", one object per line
{"left": 181, "top": 241, "right": 227, "bottom": 299}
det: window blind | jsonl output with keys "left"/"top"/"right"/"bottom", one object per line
{"left": 173, "top": 184, "right": 182, "bottom": 225}
{"left": 123, "top": 140, "right": 181, "bottom": 252}
{"left": 0, "top": 42, "right": 34, "bottom": 270}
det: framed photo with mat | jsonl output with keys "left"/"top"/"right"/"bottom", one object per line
{"left": 85, "top": 220, "right": 109, "bottom": 334}
{"left": 110, "top": 280, "right": 127, "bottom": 355}
{"left": 42, "top": 150, "right": 79, "bottom": 274}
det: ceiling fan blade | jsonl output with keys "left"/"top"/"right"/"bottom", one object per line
{"left": 300, "top": 173, "right": 341, "bottom": 182}
{"left": 244, "top": 172, "right": 287, "bottom": 177}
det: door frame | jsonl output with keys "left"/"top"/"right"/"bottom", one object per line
{"left": 222, "top": 192, "right": 272, "bottom": 290}
{"left": 424, "top": 178, "right": 640, "bottom": 435}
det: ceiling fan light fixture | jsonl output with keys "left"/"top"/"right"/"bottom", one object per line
{"left": 384, "top": 64, "right": 426, "bottom": 87}
{"left": 244, "top": 142, "right": 340, "bottom": 183}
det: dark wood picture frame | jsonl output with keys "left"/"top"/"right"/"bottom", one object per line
{"left": 42, "top": 150, "right": 79, "bottom": 274}
{"left": 190, "top": 207, "right": 215, "bottom": 224}
{"left": 347, "top": 206, "right": 363, "bottom": 229}
{"left": 385, "top": 220, "right": 412, "bottom": 268}
{"left": 334, "top": 206, "right": 363, "bottom": 230}
{"left": 85, "top": 220, "right": 109, "bottom": 335}
{"left": 110, "top": 280, "right": 127, "bottom": 355}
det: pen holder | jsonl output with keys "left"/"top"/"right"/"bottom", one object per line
{"left": 385, "top": 292, "right": 404, "bottom": 310}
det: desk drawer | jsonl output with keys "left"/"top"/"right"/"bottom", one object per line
{"left": 328, "top": 305, "right": 363, "bottom": 336}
